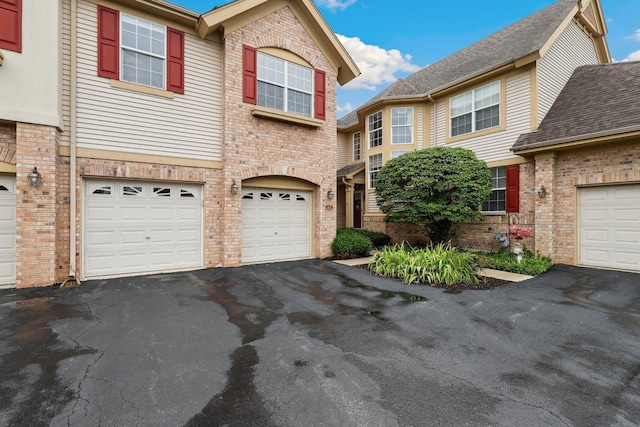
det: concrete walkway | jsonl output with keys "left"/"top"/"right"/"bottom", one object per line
{"left": 333, "top": 256, "right": 533, "bottom": 282}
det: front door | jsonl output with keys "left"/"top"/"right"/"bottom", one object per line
{"left": 354, "top": 193, "right": 362, "bottom": 229}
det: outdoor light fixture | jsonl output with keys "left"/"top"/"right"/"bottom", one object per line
{"left": 230, "top": 179, "right": 238, "bottom": 195}
{"left": 327, "top": 189, "right": 334, "bottom": 200}
{"left": 538, "top": 185, "right": 547, "bottom": 199}
{"left": 28, "top": 167, "right": 42, "bottom": 187}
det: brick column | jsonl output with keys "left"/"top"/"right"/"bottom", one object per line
{"left": 15, "top": 123, "right": 59, "bottom": 288}
{"left": 534, "top": 153, "right": 557, "bottom": 259}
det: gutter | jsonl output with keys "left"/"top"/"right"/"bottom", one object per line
{"left": 61, "top": 0, "right": 80, "bottom": 288}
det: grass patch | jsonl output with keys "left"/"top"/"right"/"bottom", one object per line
{"left": 476, "top": 250, "right": 552, "bottom": 276}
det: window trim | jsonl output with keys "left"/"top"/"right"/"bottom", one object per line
{"left": 391, "top": 150, "right": 411, "bottom": 159}
{"left": 391, "top": 107, "right": 414, "bottom": 145}
{"left": 368, "top": 111, "right": 383, "bottom": 149}
{"left": 368, "top": 153, "right": 383, "bottom": 189}
{"left": 446, "top": 79, "right": 506, "bottom": 143}
{"left": 353, "top": 132, "right": 361, "bottom": 161}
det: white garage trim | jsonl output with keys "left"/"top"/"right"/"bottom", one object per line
{"left": 579, "top": 184, "right": 640, "bottom": 272}
{"left": 0, "top": 175, "right": 16, "bottom": 286}
{"left": 241, "top": 187, "right": 312, "bottom": 264}
{"left": 83, "top": 180, "right": 203, "bottom": 279}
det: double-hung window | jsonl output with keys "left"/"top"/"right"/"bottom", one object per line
{"left": 97, "top": 6, "right": 184, "bottom": 94}
{"left": 391, "top": 107, "right": 413, "bottom": 144}
{"left": 368, "top": 111, "right": 383, "bottom": 148}
{"left": 450, "top": 81, "right": 500, "bottom": 137}
{"left": 257, "top": 52, "right": 313, "bottom": 117}
{"left": 121, "top": 14, "right": 165, "bottom": 89}
{"left": 482, "top": 166, "right": 506, "bottom": 212}
{"left": 368, "top": 153, "right": 382, "bottom": 188}
{"left": 353, "top": 132, "right": 361, "bottom": 161}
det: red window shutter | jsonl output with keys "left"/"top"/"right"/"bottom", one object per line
{"left": 242, "top": 45, "right": 257, "bottom": 104}
{"left": 97, "top": 5, "right": 119, "bottom": 79}
{"left": 166, "top": 28, "right": 184, "bottom": 94}
{"left": 0, "top": 0, "right": 22, "bottom": 53}
{"left": 314, "top": 69, "right": 326, "bottom": 120}
{"left": 506, "top": 164, "right": 520, "bottom": 213}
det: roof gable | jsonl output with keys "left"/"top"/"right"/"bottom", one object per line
{"left": 338, "top": 0, "right": 610, "bottom": 129}
{"left": 197, "top": 0, "right": 359, "bottom": 85}
{"left": 512, "top": 61, "right": 640, "bottom": 153}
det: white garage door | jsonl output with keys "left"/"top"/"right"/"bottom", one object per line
{"left": 84, "top": 180, "right": 203, "bottom": 279}
{"left": 579, "top": 185, "right": 640, "bottom": 272}
{"left": 241, "top": 188, "right": 311, "bottom": 264}
{"left": 0, "top": 176, "right": 16, "bottom": 286}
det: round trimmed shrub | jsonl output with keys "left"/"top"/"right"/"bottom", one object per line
{"left": 331, "top": 229, "right": 373, "bottom": 258}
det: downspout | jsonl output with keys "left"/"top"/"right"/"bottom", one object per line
{"left": 341, "top": 176, "right": 354, "bottom": 189}
{"left": 61, "top": 0, "right": 80, "bottom": 288}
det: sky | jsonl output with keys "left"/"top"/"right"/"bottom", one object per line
{"left": 171, "top": 0, "right": 639, "bottom": 118}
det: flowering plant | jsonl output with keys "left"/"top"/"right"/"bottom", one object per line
{"left": 509, "top": 226, "right": 534, "bottom": 240}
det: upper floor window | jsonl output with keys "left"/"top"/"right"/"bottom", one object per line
{"left": 242, "top": 45, "right": 326, "bottom": 121}
{"left": 0, "top": 0, "right": 22, "bottom": 53}
{"left": 121, "top": 14, "right": 166, "bottom": 89}
{"left": 97, "top": 6, "right": 184, "bottom": 94}
{"left": 257, "top": 52, "right": 313, "bottom": 117}
{"left": 368, "top": 153, "right": 382, "bottom": 188}
{"left": 450, "top": 81, "right": 500, "bottom": 137}
{"left": 391, "top": 107, "right": 413, "bottom": 144}
{"left": 353, "top": 132, "right": 361, "bottom": 161}
{"left": 368, "top": 111, "right": 383, "bottom": 148}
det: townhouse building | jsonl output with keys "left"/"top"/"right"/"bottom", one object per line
{"left": 0, "top": 0, "right": 358, "bottom": 287}
{"left": 337, "top": 0, "right": 640, "bottom": 272}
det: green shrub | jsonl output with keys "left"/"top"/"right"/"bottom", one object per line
{"left": 336, "top": 227, "right": 392, "bottom": 248}
{"left": 332, "top": 229, "right": 373, "bottom": 258}
{"left": 368, "top": 242, "right": 480, "bottom": 287}
{"left": 477, "top": 250, "right": 552, "bottom": 275}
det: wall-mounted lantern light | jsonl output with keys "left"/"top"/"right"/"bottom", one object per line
{"left": 28, "top": 167, "right": 42, "bottom": 187}
{"left": 230, "top": 179, "right": 239, "bottom": 195}
{"left": 327, "top": 189, "right": 334, "bottom": 200}
{"left": 537, "top": 185, "right": 547, "bottom": 199}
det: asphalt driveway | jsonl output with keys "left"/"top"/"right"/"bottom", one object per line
{"left": 0, "top": 261, "right": 639, "bottom": 426}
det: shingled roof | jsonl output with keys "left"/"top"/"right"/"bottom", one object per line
{"left": 512, "top": 61, "right": 640, "bottom": 152}
{"left": 338, "top": 0, "right": 578, "bottom": 129}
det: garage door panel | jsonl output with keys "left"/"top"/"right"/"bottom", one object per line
{"left": 84, "top": 180, "right": 203, "bottom": 278}
{"left": 614, "top": 231, "right": 640, "bottom": 244}
{"left": 121, "top": 207, "right": 147, "bottom": 222}
{"left": 580, "top": 185, "right": 640, "bottom": 272}
{"left": 614, "top": 208, "right": 640, "bottom": 222}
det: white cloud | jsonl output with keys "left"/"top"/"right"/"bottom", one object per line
{"left": 623, "top": 50, "right": 640, "bottom": 62}
{"left": 631, "top": 29, "right": 640, "bottom": 41}
{"left": 337, "top": 34, "right": 421, "bottom": 91}
{"left": 337, "top": 103, "right": 354, "bottom": 114}
{"left": 314, "top": 0, "right": 357, "bottom": 11}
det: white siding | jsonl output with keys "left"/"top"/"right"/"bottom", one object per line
{"left": 417, "top": 106, "right": 424, "bottom": 149}
{"left": 337, "top": 131, "right": 351, "bottom": 169}
{"left": 0, "top": 0, "right": 62, "bottom": 127}
{"left": 367, "top": 193, "right": 380, "bottom": 213}
{"left": 75, "top": 1, "right": 223, "bottom": 161}
{"left": 61, "top": 0, "right": 72, "bottom": 147}
{"left": 538, "top": 20, "right": 599, "bottom": 123}
{"left": 434, "top": 69, "right": 531, "bottom": 163}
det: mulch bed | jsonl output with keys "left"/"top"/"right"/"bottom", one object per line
{"left": 352, "top": 264, "right": 512, "bottom": 292}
